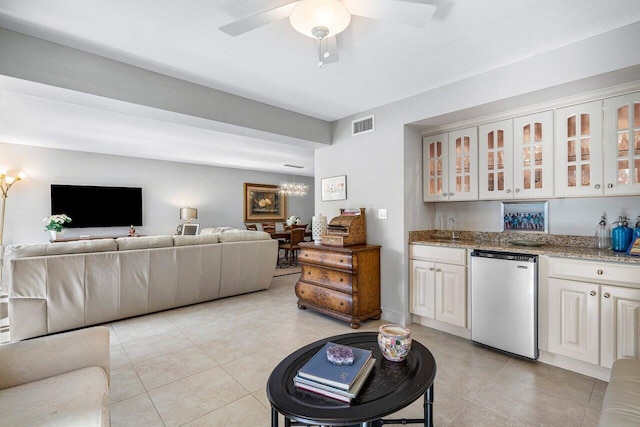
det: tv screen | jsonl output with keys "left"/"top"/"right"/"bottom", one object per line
{"left": 51, "top": 185, "right": 142, "bottom": 228}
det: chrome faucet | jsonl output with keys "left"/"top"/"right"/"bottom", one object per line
{"left": 448, "top": 217, "right": 459, "bottom": 240}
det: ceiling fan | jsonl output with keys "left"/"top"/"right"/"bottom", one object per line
{"left": 219, "top": 0, "right": 436, "bottom": 67}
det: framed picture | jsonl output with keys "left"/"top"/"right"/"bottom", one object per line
{"left": 500, "top": 201, "right": 548, "bottom": 233}
{"left": 181, "top": 223, "right": 200, "bottom": 235}
{"left": 321, "top": 175, "right": 347, "bottom": 201}
{"left": 627, "top": 235, "right": 640, "bottom": 256}
{"left": 244, "top": 183, "right": 287, "bottom": 222}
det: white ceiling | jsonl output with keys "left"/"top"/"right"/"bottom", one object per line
{"left": 0, "top": 0, "right": 639, "bottom": 175}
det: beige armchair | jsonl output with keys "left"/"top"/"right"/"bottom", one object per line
{"left": 0, "top": 327, "right": 111, "bottom": 426}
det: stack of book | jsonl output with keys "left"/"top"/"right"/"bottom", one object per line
{"left": 293, "top": 342, "right": 375, "bottom": 403}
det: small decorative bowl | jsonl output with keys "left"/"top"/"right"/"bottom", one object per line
{"left": 377, "top": 324, "right": 412, "bottom": 362}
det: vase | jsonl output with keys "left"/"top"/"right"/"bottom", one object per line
{"left": 311, "top": 214, "right": 327, "bottom": 244}
{"left": 377, "top": 324, "right": 412, "bottom": 362}
{"left": 49, "top": 230, "right": 65, "bottom": 241}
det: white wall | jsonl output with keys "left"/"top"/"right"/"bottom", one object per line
{"left": 434, "top": 198, "right": 640, "bottom": 236}
{"left": 317, "top": 22, "right": 640, "bottom": 324}
{"left": 0, "top": 142, "right": 314, "bottom": 245}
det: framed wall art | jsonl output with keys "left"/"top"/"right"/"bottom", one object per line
{"left": 501, "top": 201, "right": 548, "bottom": 233}
{"left": 244, "top": 183, "right": 287, "bottom": 222}
{"left": 181, "top": 223, "right": 200, "bottom": 235}
{"left": 321, "top": 175, "right": 347, "bottom": 201}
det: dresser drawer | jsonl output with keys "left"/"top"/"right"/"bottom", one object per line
{"left": 296, "top": 282, "right": 353, "bottom": 315}
{"left": 300, "top": 265, "right": 353, "bottom": 292}
{"left": 548, "top": 257, "right": 640, "bottom": 287}
{"left": 410, "top": 245, "right": 466, "bottom": 265}
{"left": 299, "top": 249, "right": 353, "bottom": 270}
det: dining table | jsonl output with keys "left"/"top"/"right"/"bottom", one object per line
{"left": 269, "top": 230, "right": 312, "bottom": 241}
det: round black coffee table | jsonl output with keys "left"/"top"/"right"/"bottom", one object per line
{"left": 267, "top": 332, "right": 436, "bottom": 427}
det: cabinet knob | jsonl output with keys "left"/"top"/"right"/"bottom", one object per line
{"left": 442, "top": 193, "right": 448, "bottom": 197}
{"left": 590, "top": 290, "right": 596, "bottom": 296}
{"left": 506, "top": 189, "right": 511, "bottom": 193}
{"left": 449, "top": 193, "right": 455, "bottom": 196}
{"left": 604, "top": 292, "right": 611, "bottom": 299}
{"left": 429, "top": 267, "right": 435, "bottom": 271}
{"left": 435, "top": 268, "right": 442, "bottom": 272}
{"left": 607, "top": 183, "right": 614, "bottom": 189}
{"left": 515, "top": 188, "right": 520, "bottom": 193}
{"left": 595, "top": 184, "right": 601, "bottom": 189}
{"left": 597, "top": 269, "right": 603, "bottom": 275}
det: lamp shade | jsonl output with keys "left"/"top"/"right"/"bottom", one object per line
{"left": 290, "top": 0, "right": 351, "bottom": 38}
{"left": 180, "top": 207, "right": 198, "bottom": 221}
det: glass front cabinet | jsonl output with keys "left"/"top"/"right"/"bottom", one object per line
{"left": 423, "top": 127, "right": 478, "bottom": 202}
{"left": 604, "top": 92, "right": 640, "bottom": 195}
{"left": 554, "top": 101, "right": 604, "bottom": 197}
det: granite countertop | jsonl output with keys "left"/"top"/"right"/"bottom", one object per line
{"left": 409, "top": 230, "right": 640, "bottom": 265}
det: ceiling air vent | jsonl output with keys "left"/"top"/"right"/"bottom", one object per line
{"left": 352, "top": 115, "right": 374, "bottom": 136}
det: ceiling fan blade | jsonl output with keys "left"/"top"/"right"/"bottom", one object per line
{"left": 343, "top": 0, "right": 436, "bottom": 27}
{"left": 219, "top": 1, "right": 299, "bottom": 36}
{"left": 318, "top": 36, "right": 339, "bottom": 67}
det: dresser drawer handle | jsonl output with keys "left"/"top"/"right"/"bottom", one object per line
{"left": 340, "top": 302, "right": 344, "bottom": 306}
{"left": 307, "top": 271, "right": 311, "bottom": 275}
{"left": 590, "top": 290, "right": 596, "bottom": 296}
{"left": 339, "top": 278, "right": 343, "bottom": 282}
{"left": 340, "top": 259, "right": 343, "bottom": 263}
{"left": 304, "top": 254, "right": 308, "bottom": 257}
{"left": 597, "top": 269, "right": 603, "bottom": 275}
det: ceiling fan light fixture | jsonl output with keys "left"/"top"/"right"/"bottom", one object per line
{"left": 290, "top": 0, "right": 351, "bottom": 38}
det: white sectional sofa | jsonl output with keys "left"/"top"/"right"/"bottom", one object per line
{"left": 3, "top": 229, "right": 278, "bottom": 341}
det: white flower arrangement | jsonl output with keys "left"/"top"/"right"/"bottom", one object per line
{"left": 43, "top": 214, "right": 72, "bottom": 232}
{"left": 286, "top": 215, "right": 301, "bottom": 226}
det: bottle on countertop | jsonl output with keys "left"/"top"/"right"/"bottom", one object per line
{"left": 611, "top": 216, "right": 633, "bottom": 252}
{"left": 595, "top": 215, "right": 611, "bottom": 249}
{"left": 634, "top": 216, "right": 640, "bottom": 237}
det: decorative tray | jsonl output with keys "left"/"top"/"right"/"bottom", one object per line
{"left": 509, "top": 240, "right": 545, "bottom": 247}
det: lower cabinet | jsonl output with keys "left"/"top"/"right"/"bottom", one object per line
{"left": 547, "top": 258, "right": 640, "bottom": 369}
{"left": 410, "top": 246, "right": 466, "bottom": 328}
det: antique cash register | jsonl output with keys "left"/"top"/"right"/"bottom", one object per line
{"left": 321, "top": 208, "right": 366, "bottom": 246}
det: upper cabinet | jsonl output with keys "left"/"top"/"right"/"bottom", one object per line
{"left": 423, "top": 127, "right": 478, "bottom": 202}
{"left": 478, "top": 112, "right": 553, "bottom": 199}
{"left": 603, "top": 93, "right": 640, "bottom": 195}
{"left": 554, "top": 101, "right": 604, "bottom": 197}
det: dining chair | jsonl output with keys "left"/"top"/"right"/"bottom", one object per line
{"left": 263, "top": 225, "right": 276, "bottom": 234}
{"left": 245, "top": 224, "right": 258, "bottom": 230}
{"left": 278, "top": 228, "right": 305, "bottom": 267}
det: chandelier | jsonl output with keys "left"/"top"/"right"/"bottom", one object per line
{"left": 279, "top": 164, "right": 309, "bottom": 197}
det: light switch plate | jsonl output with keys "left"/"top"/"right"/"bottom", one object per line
{"left": 378, "top": 209, "right": 388, "bottom": 219}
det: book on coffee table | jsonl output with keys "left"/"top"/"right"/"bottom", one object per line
{"left": 294, "top": 357, "right": 376, "bottom": 402}
{"left": 297, "top": 342, "right": 372, "bottom": 390}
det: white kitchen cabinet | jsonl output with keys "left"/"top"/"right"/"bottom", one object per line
{"left": 512, "top": 111, "right": 554, "bottom": 198}
{"left": 478, "top": 111, "right": 553, "bottom": 200}
{"left": 554, "top": 101, "right": 604, "bottom": 197}
{"left": 478, "top": 120, "right": 513, "bottom": 200}
{"left": 423, "top": 127, "right": 478, "bottom": 202}
{"left": 410, "top": 245, "right": 467, "bottom": 328}
{"left": 547, "top": 257, "right": 640, "bottom": 368}
{"left": 548, "top": 278, "right": 600, "bottom": 365}
{"left": 603, "top": 92, "right": 640, "bottom": 195}
{"left": 601, "top": 285, "right": 640, "bottom": 369}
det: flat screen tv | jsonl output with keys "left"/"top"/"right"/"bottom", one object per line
{"left": 51, "top": 184, "right": 142, "bottom": 228}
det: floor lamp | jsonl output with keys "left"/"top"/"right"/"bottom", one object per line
{"left": 0, "top": 171, "right": 27, "bottom": 246}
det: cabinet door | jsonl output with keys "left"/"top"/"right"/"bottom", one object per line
{"left": 478, "top": 120, "right": 513, "bottom": 200}
{"left": 555, "top": 101, "right": 604, "bottom": 197}
{"left": 603, "top": 92, "right": 640, "bottom": 195}
{"left": 435, "top": 263, "right": 466, "bottom": 327}
{"left": 548, "top": 278, "right": 599, "bottom": 364}
{"left": 601, "top": 285, "right": 640, "bottom": 369}
{"left": 410, "top": 259, "right": 436, "bottom": 319}
{"left": 513, "top": 111, "right": 554, "bottom": 198}
{"left": 447, "top": 127, "right": 478, "bottom": 201}
{"left": 423, "top": 133, "right": 449, "bottom": 202}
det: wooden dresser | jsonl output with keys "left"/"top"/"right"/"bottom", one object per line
{"left": 295, "top": 242, "right": 381, "bottom": 328}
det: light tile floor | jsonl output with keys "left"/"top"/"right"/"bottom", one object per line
{"left": 108, "top": 273, "right": 606, "bottom": 426}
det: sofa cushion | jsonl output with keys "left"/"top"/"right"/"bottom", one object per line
{"left": 117, "top": 235, "right": 174, "bottom": 250}
{"left": 218, "top": 230, "right": 271, "bottom": 242}
{"left": 2, "top": 244, "right": 47, "bottom": 292}
{"left": 598, "top": 359, "right": 640, "bottom": 427}
{"left": 0, "top": 366, "right": 109, "bottom": 427}
{"left": 45, "top": 239, "right": 118, "bottom": 255}
{"left": 200, "top": 226, "right": 236, "bottom": 235}
{"left": 173, "top": 234, "right": 220, "bottom": 246}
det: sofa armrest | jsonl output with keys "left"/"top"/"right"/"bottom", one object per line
{"left": 0, "top": 326, "right": 110, "bottom": 390}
